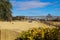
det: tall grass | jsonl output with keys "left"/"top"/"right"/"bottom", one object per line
{"left": 15, "top": 27, "right": 59, "bottom": 40}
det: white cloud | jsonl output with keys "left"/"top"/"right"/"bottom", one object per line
{"left": 11, "top": 1, "right": 51, "bottom": 10}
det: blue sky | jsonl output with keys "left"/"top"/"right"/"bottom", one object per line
{"left": 10, "top": 0, "right": 60, "bottom": 16}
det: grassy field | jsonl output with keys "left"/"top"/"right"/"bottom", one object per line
{"left": 46, "top": 21, "right": 60, "bottom": 26}
{"left": 0, "top": 21, "right": 57, "bottom": 40}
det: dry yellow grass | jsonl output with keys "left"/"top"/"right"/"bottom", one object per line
{"left": 46, "top": 21, "right": 60, "bottom": 26}
{"left": 0, "top": 21, "right": 53, "bottom": 31}
{"left": 0, "top": 21, "right": 42, "bottom": 32}
{"left": 0, "top": 21, "right": 56, "bottom": 40}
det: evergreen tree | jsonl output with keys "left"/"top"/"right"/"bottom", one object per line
{"left": 0, "top": 0, "right": 12, "bottom": 21}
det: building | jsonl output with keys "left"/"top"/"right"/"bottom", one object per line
{"left": 12, "top": 14, "right": 60, "bottom": 21}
